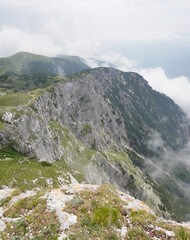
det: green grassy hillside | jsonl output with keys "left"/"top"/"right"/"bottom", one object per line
{"left": 0, "top": 52, "right": 89, "bottom": 75}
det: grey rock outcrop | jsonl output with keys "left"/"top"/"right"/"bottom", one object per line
{"left": 0, "top": 67, "right": 190, "bottom": 218}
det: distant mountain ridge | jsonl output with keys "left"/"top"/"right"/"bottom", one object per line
{"left": 0, "top": 52, "right": 89, "bottom": 76}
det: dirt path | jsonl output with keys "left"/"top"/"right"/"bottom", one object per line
{"left": 25, "top": 92, "right": 36, "bottom": 106}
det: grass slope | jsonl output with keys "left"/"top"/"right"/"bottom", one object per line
{"left": 0, "top": 146, "right": 72, "bottom": 190}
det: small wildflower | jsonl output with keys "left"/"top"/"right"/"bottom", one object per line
{"left": 42, "top": 219, "right": 45, "bottom": 223}
{"left": 149, "top": 231, "right": 154, "bottom": 237}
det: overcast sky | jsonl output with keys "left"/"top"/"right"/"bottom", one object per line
{"left": 0, "top": 0, "right": 190, "bottom": 57}
{"left": 0, "top": 0, "right": 190, "bottom": 114}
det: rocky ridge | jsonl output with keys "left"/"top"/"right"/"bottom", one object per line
{"left": 0, "top": 184, "right": 189, "bottom": 239}
{"left": 0, "top": 67, "right": 190, "bottom": 221}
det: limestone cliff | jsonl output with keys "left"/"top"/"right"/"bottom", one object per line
{"left": 0, "top": 67, "right": 190, "bottom": 220}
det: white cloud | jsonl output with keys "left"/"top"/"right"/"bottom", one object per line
{"left": 98, "top": 53, "right": 137, "bottom": 72}
{"left": 147, "top": 131, "right": 164, "bottom": 152}
{"left": 62, "top": 38, "right": 100, "bottom": 58}
{"left": 84, "top": 52, "right": 137, "bottom": 71}
{"left": 139, "top": 67, "right": 190, "bottom": 115}
{"left": 0, "top": 26, "right": 100, "bottom": 58}
{"left": 0, "top": 0, "right": 190, "bottom": 57}
{"left": 0, "top": 26, "right": 62, "bottom": 57}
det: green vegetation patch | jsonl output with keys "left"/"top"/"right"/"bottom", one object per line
{"left": 157, "top": 222, "right": 190, "bottom": 240}
{"left": 177, "top": 227, "right": 190, "bottom": 240}
{"left": 65, "top": 185, "right": 125, "bottom": 239}
{"left": 0, "top": 145, "right": 24, "bottom": 159}
{"left": 0, "top": 156, "right": 70, "bottom": 190}
{"left": 3, "top": 190, "right": 46, "bottom": 218}
{"left": 0, "top": 122, "right": 4, "bottom": 130}
{"left": 125, "top": 149, "right": 145, "bottom": 168}
{"left": 0, "top": 92, "right": 32, "bottom": 108}
{"left": 148, "top": 177, "right": 190, "bottom": 222}
{"left": 126, "top": 227, "right": 151, "bottom": 240}
{"left": 80, "top": 124, "right": 92, "bottom": 137}
{"left": 105, "top": 70, "right": 186, "bottom": 156}
{"left": 0, "top": 189, "right": 23, "bottom": 207}
{"left": 105, "top": 150, "right": 128, "bottom": 163}
{"left": 0, "top": 196, "right": 12, "bottom": 207}
{"left": 1, "top": 194, "right": 60, "bottom": 240}
{"left": 130, "top": 209, "right": 157, "bottom": 227}
{"left": 172, "top": 163, "right": 190, "bottom": 184}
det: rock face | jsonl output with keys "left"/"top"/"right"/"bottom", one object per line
{"left": 0, "top": 67, "right": 190, "bottom": 219}
{"left": 24, "top": 68, "right": 190, "bottom": 155}
{"left": 2, "top": 67, "right": 188, "bottom": 163}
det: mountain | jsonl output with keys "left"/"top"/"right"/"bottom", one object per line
{"left": 0, "top": 66, "right": 190, "bottom": 221}
{"left": 0, "top": 52, "right": 89, "bottom": 75}
{"left": 0, "top": 52, "right": 90, "bottom": 93}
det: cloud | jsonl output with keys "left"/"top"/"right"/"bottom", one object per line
{"left": 147, "top": 131, "right": 164, "bottom": 152}
{"left": 98, "top": 53, "right": 137, "bottom": 71}
{"left": 0, "top": 26, "right": 62, "bottom": 57}
{"left": 139, "top": 67, "right": 190, "bottom": 115}
{"left": 85, "top": 52, "right": 137, "bottom": 71}
{"left": 0, "top": 26, "right": 101, "bottom": 58}
{"left": 0, "top": 0, "right": 190, "bottom": 56}
{"left": 62, "top": 38, "right": 100, "bottom": 58}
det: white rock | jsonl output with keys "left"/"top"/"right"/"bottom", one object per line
{"left": 46, "top": 178, "right": 53, "bottom": 188}
{"left": 78, "top": 145, "right": 85, "bottom": 152}
{"left": 119, "top": 191, "right": 154, "bottom": 214}
{"left": 59, "top": 212, "right": 77, "bottom": 230}
{"left": 0, "top": 219, "right": 6, "bottom": 232}
{"left": 32, "top": 178, "right": 38, "bottom": 184}
{"left": 58, "top": 232, "right": 68, "bottom": 240}
{"left": 67, "top": 173, "right": 78, "bottom": 184}
{"left": 165, "top": 229, "right": 175, "bottom": 237}
{"left": 2, "top": 112, "right": 14, "bottom": 123}
{"left": 9, "top": 190, "right": 36, "bottom": 206}
{"left": 155, "top": 227, "right": 175, "bottom": 237}
{"left": 46, "top": 189, "right": 77, "bottom": 234}
{"left": 0, "top": 189, "right": 15, "bottom": 200}
{"left": 121, "top": 226, "right": 128, "bottom": 238}
{"left": 2, "top": 217, "right": 21, "bottom": 223}
{"left": 148, "top": 224, "right": 154, "bottom": 229}
{"left": 0, "top": 208, "right": 4, "bottom": 218}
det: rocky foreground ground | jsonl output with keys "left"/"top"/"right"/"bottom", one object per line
{"left": 0, "top": 184, "right": 190, "bottom": 239}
